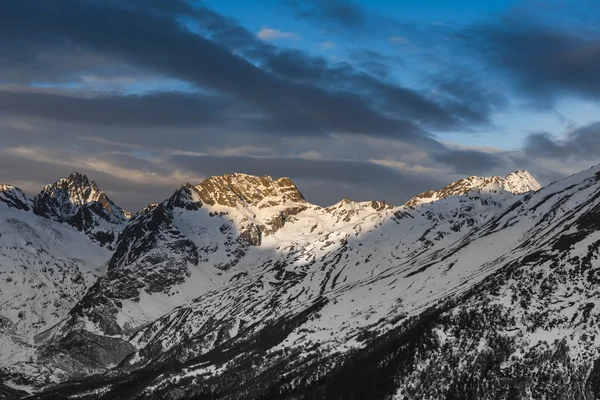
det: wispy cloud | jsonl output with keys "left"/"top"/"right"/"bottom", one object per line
{"left": 389, "top": 36, "right": 409, "bottom": 44}
{"left": 257, "top": 27, "right": 300, "bottom": 41}
{"left": 316, "top": 41, "right": 336, "bottom": 50}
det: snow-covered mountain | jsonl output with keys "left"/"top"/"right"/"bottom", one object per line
{"left": 32, "top": 173, "right": 129, "bottom": 248}
{"left": 405, "top": 170, "right": 542, "bottom": 208}
{"left": 0, "top": 186, "right": 32, "bottom": 212}
{"left": 0, "top": 176, "right": 121, "bottom": 390}
{"left": 6, "top": 166, "right": 600, "bottom": 399}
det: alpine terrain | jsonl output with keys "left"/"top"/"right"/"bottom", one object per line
{"left": 4, "top": 166, "right": 600, "bottom": 399}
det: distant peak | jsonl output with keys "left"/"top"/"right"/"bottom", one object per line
{"left": 40, "top": 172, "right": 104, "bottom": 207}
{"left": 405, "top": 170, "right": 541, "bottom": 208}
{"left": 0, "top": 184, "right": 32, "bottom": 211}
{"left": 33, "top": 173, "right": 127, "bottom": 223}
{"left": 503, "top": 170, "right": 542, "bottom": 194}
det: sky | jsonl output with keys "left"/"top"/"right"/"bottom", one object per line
{"left": 1, "top": 0, "right": 600, "bottom": 212}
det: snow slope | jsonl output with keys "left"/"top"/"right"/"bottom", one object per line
{"left": 7, "top": 169, "right": 545, "bottom": 393}
{"left": 43, "top": 167, "right": 600, "bottom": 400}
{"left": 0, "top": 175, "right": 125, "bottom": 388}
{"left": 16, "top": 166, "right": 600, "bottom": 400}
{"left": 0, "top": 192, "right": 112, "bottom": 376}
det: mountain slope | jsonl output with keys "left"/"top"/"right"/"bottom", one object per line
{"left": 26, "top": 167, "right": 600, "bottom": 400}
{"left": 0, "top": 194, "right": 112, "bottom": 386}
{"left": 0, "top": 176, "right": 129, "bottom": 390}
{"left": 2, "top": 169, "right": 545, "bottom": 396}
{"left": 10, "top": 166, "right": 600, "bottom": 400}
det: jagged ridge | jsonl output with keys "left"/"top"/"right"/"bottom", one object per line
{"left": 405, "top": 169, "right": 541, "bottom": 208}
{"left": 8, "top": 167, "right": 600, "bottom": 400}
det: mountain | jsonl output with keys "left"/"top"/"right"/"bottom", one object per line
{"left": 0, "top": 188, "right": 114, "bottom": 389}
{"left": 33, "top": 173, "right": 129, "bottom": 247}
{"left": 0, "top": 175, "right": 129, "bottom": 391}
{"left": 0, "top": 185, "right": 32, "bottom": 212}
{"left": 405, "top": 170, "right": 542, "bottom": 208}
{"left": 6, "top": 166, "right": 600, "bottom": 399}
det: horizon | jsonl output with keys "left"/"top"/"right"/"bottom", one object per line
{"left": 1, "top": 166, "right": 552, "bottom": 213}
{"left": 1, "top": 0, "right": 600, "bottom": 212}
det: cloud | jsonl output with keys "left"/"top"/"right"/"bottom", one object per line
{"left": 0, "top": 90, "right": 236, "bottom": 127}
{"left": 0, "top": 0, "right": 502, "bottom": 141}
{"left": 0, "top": 0, "right": 480, "bottom": 140}
{"left": 389, "top": 36, "right": 409, "bottom": 44}
{"left": 460, "top": 14, "right": 600, "bottom": 104}
{"left": 280, "top": 0, "right": 366, "bottom": 30}
{"left": 0, "top": 0, "right": 597, "bottom": 211}
{"left": 432, "top": 148, "right": 506, "bottom": 175}
{"left": 348, "top": 49, "right": 393, "bottom": 78}
{"left": 316, "top": 41, "right": 336, "bottom": 50}
{"left": 257, "top": 27, "right": 300, "bottom": 41}
{"left": 524, "top": 121, "right": 600, "bottom": 161}
{"left": 0, "top": 146, "right": 200, "bottom": 212}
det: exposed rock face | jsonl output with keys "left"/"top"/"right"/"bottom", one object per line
{"left": 405, "top": 170, "right": 541, "bottom": 208}
{"left": 193, "top": 173, "right": 306, "bottom": 208}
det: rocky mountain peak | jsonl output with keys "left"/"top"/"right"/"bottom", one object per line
{"left": 405, "top": 170, "right": 541, "bottom": 208}
{"left": 29, "top": 174, "right": 128, "bottom": 249}
{"left": 41, "top": 172, "right": 104, "bottom": 207}
{"left": 0, "top": 184, "right": 32, "bottom": 211}
{"left": 32, "top": 172, "right": 127, "bottom": 222}
{"left": 192, "top": 173, "right": 306, "bottom": 209}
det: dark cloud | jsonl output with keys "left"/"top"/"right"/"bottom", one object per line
{"left": 462, "top": 17, "right": 600, "bottom": 103}
{"left": 1, "top": 0, "right": 596, "bottom": 212}
{"left": 280, "top": 0, "right": 367, "bottom": 30}
{"left": 0, "top": 0, "right": 494, "bottom": 140}
{"left": 524, "top": 121, "right": 600, "bottom": 161}
{"left": 168, "top": 154, "right": 445, "bottom": 206}
{"left": 0, "top": 90, "right": 234, "bottom": 127}
{"left": 505, "top": 152, "right": 567, "bottom": 186}
{"left": 431, "top": 76, "right": 507, "bottom": 126}
{"left": 260, "top": 48, "right": 480, "bottom": 129}
{"left": 0, "top": 150, "right": 179, "bottom": 212}
{"left": 0, "top": 48, "right": 121, "bottom": 84}
{"left": 523, "top": 133, "right": 564, "bottom": 159}
{"left": 432, "top": 148, "right": 506, "bottom": 175}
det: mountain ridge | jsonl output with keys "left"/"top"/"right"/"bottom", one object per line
{"left": 405, "top": 169, "right": 541, "bottom": 208}
{"left": 1, "top": 169, "right": 540, "bottom": 217}
{"left": 7, "top": 167, "right": 600, "bottom": 400}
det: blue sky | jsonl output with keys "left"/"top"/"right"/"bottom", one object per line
{"left": 0, "top": 0, "right": 599, "bottom": 211}
{"left": 204, "top": 0, "right": 598, "bottom": 150}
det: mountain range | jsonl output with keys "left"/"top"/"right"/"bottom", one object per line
{"left": 4, "top": 166, "right": 600, "bottom": 399}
